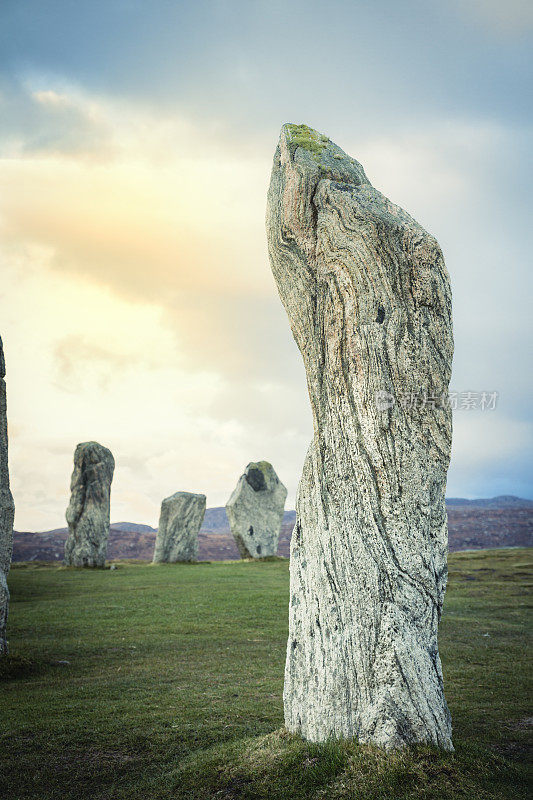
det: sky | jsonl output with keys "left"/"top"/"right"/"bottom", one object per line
{"left": 0, "top": 0, "right": 532, "bottom": 530}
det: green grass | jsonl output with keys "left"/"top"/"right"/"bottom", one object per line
{"left": 1, "top": 549, "right": 531, "bottom": 799}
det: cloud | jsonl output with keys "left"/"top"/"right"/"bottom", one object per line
{"left": 450, "top": 0, "right": 533, "bottom": 35}
{"left": 452, "top": 412, "right": 532, "bottom": 466}
{"left": 0, "top": 84, "right": 273, "bottom": 296}
{"left": 448, "top": 412, "right": 533, "bottom": 498}
{"left": 1, "top": 80, "right": 532, "bottom": 528}
{"left": 1, "top": 249, "right": 308, "bottom": 529}
{"left": 0, "top": 84, "right": 292, "bottom": 389}
{"left": 0, "top": 78, "right": 116, "bottom": 159}
{"left": 53, "top": 334, "right": 174, "bottom": 391}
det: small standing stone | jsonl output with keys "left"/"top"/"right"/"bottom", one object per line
{"left": 152, "top": 492, "right": 206, "bottom": 563}
{"left": 226, "top": 462, "right": 287, "bottom": 559}
{"left": 0, "top": 338, "right": 15, "bottom": 655}
{"left": 64, "top": 442, "right": 115, "bottom": 567}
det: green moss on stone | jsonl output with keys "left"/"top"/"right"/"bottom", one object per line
{"left": 286, "top": 123, "right": 329, "bottom": 160}
{"left": 251, "top": 460, "right": 272, "bottom": 477}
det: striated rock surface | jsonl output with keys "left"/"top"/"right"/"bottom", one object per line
{"left": 64, "top": 442, "right": 115, "bottom": 567}
{"left": 266, "top": 124, "right": 454, "bottom": 749}
{"left": 152, "top": 492, "right": 206, "bottom": 563}
{"left": 226, "top": 461, "right": 287, "bottom": 559}
{"left": 0, "top": 338, "right": 15, "bottom": 654}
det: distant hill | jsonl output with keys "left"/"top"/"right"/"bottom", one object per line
{"left": 111, "top": 522, "right": 157, "bottom": 533}
{"left": 446, "top": 495, "right": 533, "bottom": 508}
{"left": 12, "top": 496, "right": 533, "bottom": 562}
{"left": 201, "top": 507, "right": 296, "bottom": 532}
{"left": 201, "top": 506, "right": 230, "bottom": 532}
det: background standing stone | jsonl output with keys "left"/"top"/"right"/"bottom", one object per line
{"left": 0, "top": 338, "right": 15, "bottom": 655}
{"left": 152, "top": 492, "right": 206, "bottom": 563}
{"left": 266, "top": 124, "right": 454, "bottom": 749}
{"left": 64, "top": 442, "right": 115, "bottom": 568}
{"left": 226, "top": 462, "right": 287, "bottom": 559}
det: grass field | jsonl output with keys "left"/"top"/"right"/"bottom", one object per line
{"left": 1, "top": 548, "right": 531, "bottom": 800}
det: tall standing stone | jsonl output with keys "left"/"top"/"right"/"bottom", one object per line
{"left": 266, "top": 124, "right": 454, "bottom": 749}
{"left": 64, "top": 442, "right": 114, "bottom": 567}
{"left": 226, "top": 462, "right": 287, "bottom": 559}
{"left": 152, "top": 491, "right": 206, "bottom": 563}
{"left": 0, "top": 338, "right": 15, "bottom": 655}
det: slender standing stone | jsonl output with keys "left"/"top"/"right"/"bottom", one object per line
{"left": 152, "top": 491, "right": 206, "bottom": 563}
{"left": 226, "top": 461, "right": 287, "bottom": 559}
{"left": 64, "top": 442, "right": 114, "bottom": 567}
{"left": 0, "top": 338, "right": 15, "bottom": 655}
{"left": 266, "top": 124, "right": 454, "bottom": 749}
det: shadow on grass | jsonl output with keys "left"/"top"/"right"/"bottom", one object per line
{"left": 0, "top": 654, "right": 73, "bottom": 682}
{"left": 169, "top": 729, "right": 527, "bottom": 800}
{"left": 0, "top": 654, "right": 44, "bottom": 681}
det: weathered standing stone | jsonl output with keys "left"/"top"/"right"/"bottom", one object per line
{"left": 64, "top": 442, "right": 115, "bottom": 567}
{"left": 226, "top": 462, "right": 287, "bottom": 559}
{"left": 266, "top": 124, "right": 454, "bottom": 749}
{"left": 152, "top": 492, "right": 206, "bottom": 563}
{"left": 0, "top": 338, "right": 15, "bottom": 655}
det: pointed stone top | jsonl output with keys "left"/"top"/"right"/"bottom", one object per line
{"left": 276, "top": 123, "right": 370, "bottom": 187}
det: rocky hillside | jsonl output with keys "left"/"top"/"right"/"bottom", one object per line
{"left": 12, "top": 498, "right": 532, "bottom": 562}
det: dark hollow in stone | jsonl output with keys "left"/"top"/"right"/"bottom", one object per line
{"left": 376, "top": 307, "right": 385, "bottom": 323}
{"left": 245, "top": 467, "right": 267, "bottom": 492}
{"left": 248, "top": 525, "right": 254, "bottom": 536}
